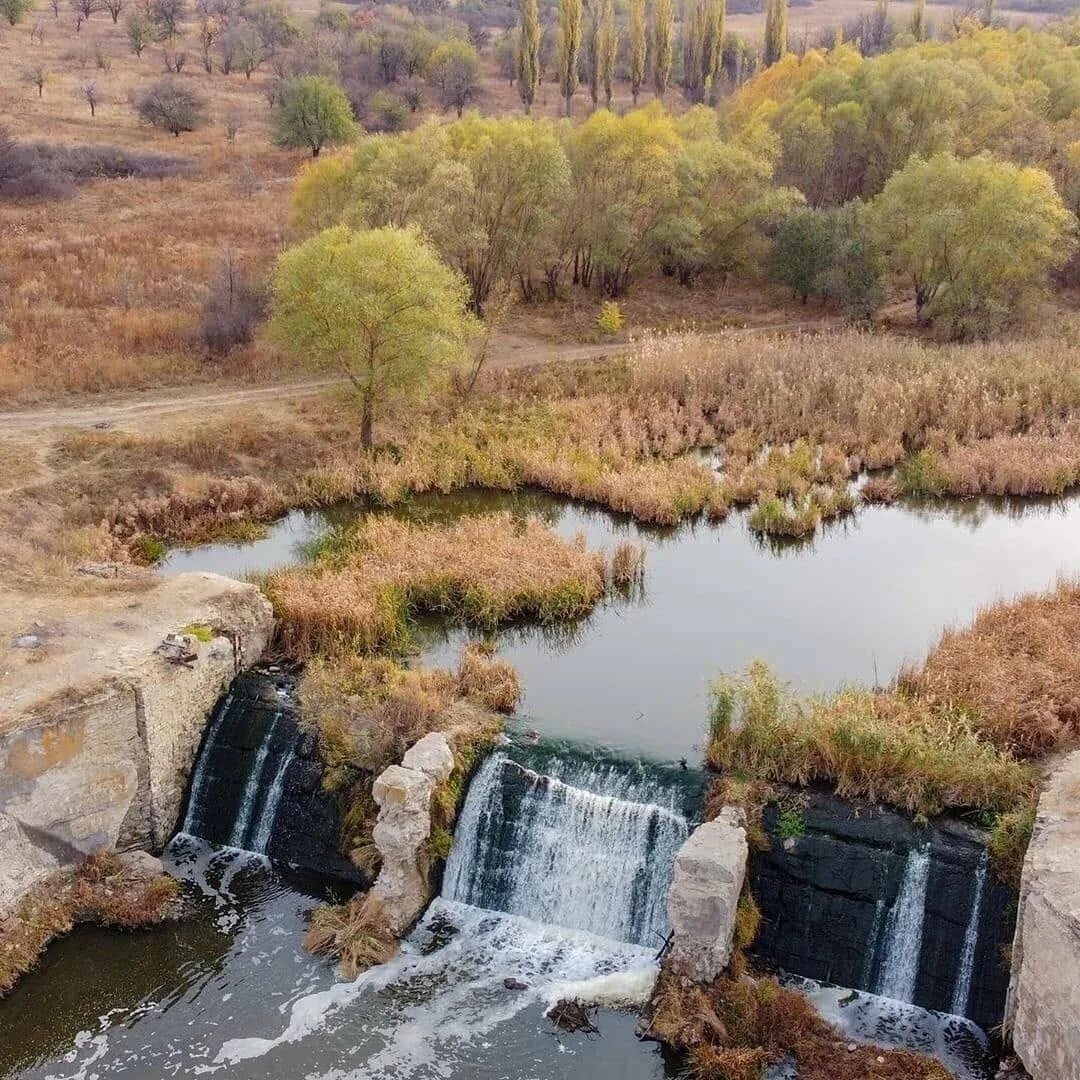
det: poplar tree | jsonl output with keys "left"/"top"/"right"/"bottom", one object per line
{"left": 910, "top": 0, "right": 926, "bottom": 39}
{"left": 597, "top": 0, "right": 617, "bottom": 107}
{"left": 682, "top": 0, "right": 706, "bottom": 102}
{"left": 629, "top": 0, "right": 646, "bottom": 104}
{"left": 586, "top": 0, "right": 601, "bottom": 106}
{"left": 557, "top": 0, "right": 583, "bottom": 115}
{"left": 763, "top": 0, "right": 787, "bottom": 67}
{"left": 652, "top": 0, "right": 673, "bottom": 99}
{"left": 518, "top": 0, "right": 540, "bottom": 112}
{"left": 703, "top": 0, "right": 725, "bottom": 98}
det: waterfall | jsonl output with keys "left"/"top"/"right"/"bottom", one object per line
{"left": 442, "top": 752, "right": 689, "bottom": 946}
{"left": 229, "top": 711, "right": 282, "bottom": 849}
{"left": 951, "top": 850, "right": 989, "bottom": 1017}
{"left": 249, "top": 736, "right": 298, "bottom": 855}
{"left": 875, "top": 846, "right": 930, "bottom": 1002}
{"left": 180, "top": 692, "right": 233, "bottom": 835}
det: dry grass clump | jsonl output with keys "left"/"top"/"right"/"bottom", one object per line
{"left": 305, "top": 894, "right": 398, "bottom": 978}
{"left": 646, "top": 971, "right": 950, "bottom": 1080}
{"left": 902, "top": 582, "right": 1080, "bottom": 757}
{"left": 708, "top": 662, "right": 1034, "bottom": 817}
{"left": 0, "top": 850, "right": 180, "bottom": 996}
{"left": 269, "top": 513, "right": 610, "bottom": 658}
{"left": 456, "top": 641, "right": 522, "bottom": 714}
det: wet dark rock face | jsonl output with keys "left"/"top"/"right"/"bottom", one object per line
{"left": 748, "top": 791, "right": 1015, "bottom": 1032}
{"left": 179, "top": 670, "right": 363, "bottom": 884}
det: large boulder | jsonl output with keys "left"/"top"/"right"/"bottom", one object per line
{"left": 401, "top": 732, "right": 454, "bottom": 783}
{"left": 370, "top": 757, "right": 439, "bottom": 935}
{"left": 666, "top": 807, "right": 748, "bottom": 983}
{"left": 1006, "top": 750, "right": 1080, "bottom": 1080}
{"left": 0, "top": 573, "right": 274, "bottom": 915}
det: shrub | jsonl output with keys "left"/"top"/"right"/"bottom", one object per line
{"left": 200, "top": 249, "right": 267, "bottom": 357}
{"left": 134, "top": 79, "right": 208, "bottom": 136}
{"left": 274, "top": 76, "right": 358, "bottom": 157}
{"left": 456, "top": 641, "right": 521, "bottom": 712}
{"left": 305, "top": 894, "right": 397, "bottom": 977}
{"left": 597, "top": 300, "right": 625, "bottom": 335}
{"left": 0, "top": 0, "right": 33, "bottom": 24}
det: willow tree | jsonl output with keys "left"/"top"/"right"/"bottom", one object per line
{"left": 652, "top": 0, "right": 673, "bottom": 99}
{"left": 763, "top": 0, "right": 787, "bottom": 66}
{"left": 271, "top": 226, "right": 476, "bottom": 447}
{"left": 629, "top": 0, "right": 646, "bottom": 103}
{"left": 597, "top": 0, "right": 617, "bottom": 106}
{"left": 518, "top": 0, "right": 540, "bottom": 112}
{"left": 557, "top": 0, "right": 583, "bottom": 115}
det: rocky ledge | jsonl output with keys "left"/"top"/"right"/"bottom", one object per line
{"left": 0, "top": 572, "right": 274, "bottom": 915}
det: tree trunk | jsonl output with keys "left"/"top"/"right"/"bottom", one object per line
{"left": 361, "top": 392, "right": 374, "bottom": 448}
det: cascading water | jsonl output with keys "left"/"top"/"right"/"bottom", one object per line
{"left": 230, "top": 710, "right": 282, "bottom": 850}
{"left": 951, "top": 850, "right": 989, "bottom": 1017}
{"left": 875, "top": 846, "right": 930, "bottom": 1001}
{"left": 216, "top": 743, "right": 698, "bottom": 1078}
{"left": 443, "top": 752, "right": 689, "bottom": 945}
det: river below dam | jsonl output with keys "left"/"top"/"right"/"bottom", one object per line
{"left": 3, "top": 488, "right": 1078, "bottom": 1079}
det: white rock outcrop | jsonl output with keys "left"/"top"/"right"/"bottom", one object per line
{"left": 1006, "top": 749, "right": 1080, "bottom": 1080}
{"left": 370, "top": 731, "right": 453, "bottom": 935}
{"left": 665, "top": 807, "right": 748, "bottom": 983}
{"left": 0, "top": 573, "right": 273, "bottom": 915}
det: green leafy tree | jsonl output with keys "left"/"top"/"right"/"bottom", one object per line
{"left": 652, "top": 0, "right": 673, "bottom": 98}
{"left": 557, "top": 0, "right": 583, "bottom": 115}
{"left": 0, "top": 0, "right": 33, "bottom": 25}
{"left": 518, "top": 0, "right": 540, "bottom": 112}
{"left": 628, "top": 0, "right": 646, "bottom": 103}
{"left": 274, "top": 76, "right": 358, "bottom": 158}
{"left": 870, "top": 153, "right": 1075, "bottom": 337}
{"left": 763, "top": 0, "right": 787, "bottom": 66}
{"left": 769, "top": 207, "right": 835, "bottom": 302}
{"left": 821, "top": 201, "right": 884, "bottom": 325}
{"left": 125, "top": 9, "right": 153, "bottom": 54}
{"left": 426, "top": 39, "right": 480, "bottom": 118}
{"left": 271, "top": 226, "right": 477, "bottom": 447}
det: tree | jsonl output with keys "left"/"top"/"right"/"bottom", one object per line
{"left": 763, "top": 0, "right": 787, "bottom": 66}
{"left": 769, "top": 207, "right": 834, "bottom": 302}
{"left": 518, "top": 0, "right": 540, "bottom": 112}
{"left": 703, "top": 0, "right": 724, "bottom": 98}
{"left": 274, "top": 75, "right": 357, "bottom": 157}
{"left": 23, "top": 64, "right": 49, "bottom": 97}
{"left": 149, "top": 0, "right": 185, "bottom": 37}
{"left": 652, "top": 0, "right": 673, "bottom": 99}
{"left": 102, "top": 0, "right": 122, "bottom": 22}
{"left": 198, "top": 14, "right": 219, "bottom": 72}
{"left": 821, "top": 201, "right": 883, "bottom": 325}
{"left": 126, "top": 9, "right": 152, "bottom": 54}
{"left": 596, "top": 0, "right": 616, "bottom": 107}
{"left": 0, "top": 0, "right": 33, "bottom": 24}
{"left": 870, "top": 153, "right": 1075, "bottom": 337}
{"left": 557, "top": 0, "right": 582, "bottom": 115}
{"left": 495, "top": 27, "right": 518, "bottom": 84}
{"left": 271, "top": 225, "right": 477, "bottom": 447}
{"left": 426, "top": 39, "right": 480, "bottom": 118}
{"left": 910, "top": 0, "right": 926, "bottom": 40}
{"left": 585, "top": 0, "right": 601, "bottom": 106}
{"left": 134, "top": 79, "right": 208, "bottom": 135}
{"left": 69, "top": 0, "right": 101, "bottom": 31}
{"left": 628, "top": 0, "right": 645, "bottom": 104}
{"left": 82, "top": 78, "right": 99, "bottom": 116}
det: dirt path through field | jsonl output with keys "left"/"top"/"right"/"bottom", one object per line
{"left": 0, "top": 321, "right": 834, "bottom": 437}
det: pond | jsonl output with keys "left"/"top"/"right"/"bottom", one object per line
{"left": 163, "top": 487, "right": 1080, "bottom": 761}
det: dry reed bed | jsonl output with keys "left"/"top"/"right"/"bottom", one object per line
{"left": 901, "top": 582, "right": 1080, "bottom": 756}
{"left": 268, "top": 512, "right": 639, "bottom": 659}
{"left": 0, "top": 851, "right": 180, "bottom": 996}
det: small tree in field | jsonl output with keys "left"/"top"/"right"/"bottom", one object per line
{"left": 274, "top": 76, "right": 357, "bottom": 157}
{"left": 134, "top": 78, "right": 207, "bottom": 135}
{"left": 1, "top": 0, "right": 34, "bottom": 25}
{"left": 426, "top": 39, "right": 479, "bottom": 117}
{"left": 271, "top": 225, "right": 477, "bottom": 447}
{"left": 81, "top": 78, "right": 99, "bottom": 116}
{"left": 126, "top": 9, "right": 152, "bottom": 53}
{"left": 24, "top": 63, "right": 49, "bottom": 97}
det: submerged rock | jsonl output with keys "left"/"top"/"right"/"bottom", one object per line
{"left": 665, "top": 807, "right": 748, "bottom": 983}
{"left": 548, "top": 999, "right": 599, "bottom": 1034}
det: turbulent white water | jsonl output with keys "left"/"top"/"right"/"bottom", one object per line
{"left": 443, "top": 752, "right": 689, "bottom": 946}
{"left": 951, "top": 850, "right": 989, "bottom": 1017}
{"left": 875, "top": 846, "right": 930, "bottom": 1002}
{"left": 229, "top": 711, "right": 281, "bottom": 850}
{"left": 786, "top": 976, "right": 993, "bottom": 1080}
{"left": 214, "top": 748, "right": 687, "bottom": 1077}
